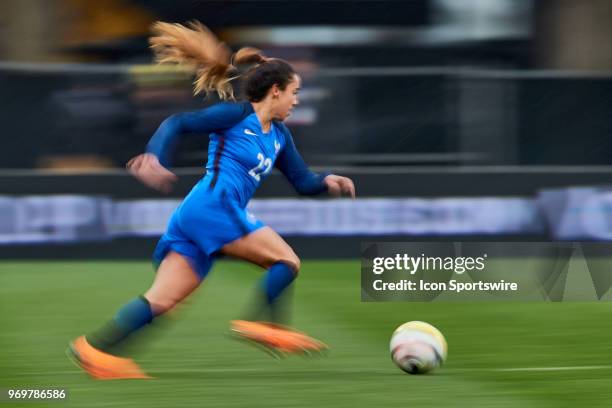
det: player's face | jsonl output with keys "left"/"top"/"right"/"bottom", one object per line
{"left": 275, "top": 74, "right": 300, "bottom": 121}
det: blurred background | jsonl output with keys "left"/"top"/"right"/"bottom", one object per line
{"left": 4, "top": 4, "right": 612, "bottom": 405}
{"left": 2, "top": 0, "right": 612, "bottom": 257}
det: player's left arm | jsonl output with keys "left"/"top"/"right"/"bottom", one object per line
{"left": 275, "top": 127, "right": 355, "bottom": 198}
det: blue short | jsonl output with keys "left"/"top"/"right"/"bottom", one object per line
{"left": 152, "top": 185, "right": 265, "bottom": 280}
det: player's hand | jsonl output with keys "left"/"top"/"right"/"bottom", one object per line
{"left": 126, "top": 153, "right": 178, "bottom": 193}
{"left": 323, "top": 174, "right": 356, "bottom": 199}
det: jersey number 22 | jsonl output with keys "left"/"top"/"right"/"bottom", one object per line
{"left": 248, "top": 153, "right": 272, "bottom": 181}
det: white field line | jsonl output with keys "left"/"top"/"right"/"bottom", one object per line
{"left": 489, "top": 365, "right": 612, "bottom": 373}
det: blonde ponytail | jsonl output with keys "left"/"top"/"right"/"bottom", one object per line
{"left": 149, "top": 21, "right": 237, "bottom": 100}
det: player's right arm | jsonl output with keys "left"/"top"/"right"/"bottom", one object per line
{"left": 127, "top": 102, "right": 250, "bottom": 192}
{"left": 146, "top": 102, "right": 250, "bottom": 166}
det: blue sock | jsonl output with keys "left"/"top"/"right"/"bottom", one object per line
{"left": 87, "top": 296, "right": 154, "bottom": 353}
{"left": 248, "top": 262, "right": 296, "bottom": 323}
{"left": 263, "top": 262, "right": 297, "bottom": 305}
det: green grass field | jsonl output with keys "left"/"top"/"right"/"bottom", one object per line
{"left": 2, "top": 260, "right": 612, "bottom": 407}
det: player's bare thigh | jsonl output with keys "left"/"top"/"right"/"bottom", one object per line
{"left": 220, "top": 226, "right": 300, "bottom": 273}
{"left": 144, "top": 251, "right": 201, "bottom": 315}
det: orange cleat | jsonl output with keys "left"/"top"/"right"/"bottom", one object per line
{"left": 67, "top": 336, "right": 152, "bottom": 380}
{"left": 230, "top": 320, "right": 328, "bottom": 356}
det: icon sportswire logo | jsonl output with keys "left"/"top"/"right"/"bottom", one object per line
{"left": 244, "top": 129, "right": 257, "bottom": 136}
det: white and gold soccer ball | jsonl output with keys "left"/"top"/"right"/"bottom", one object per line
{"left": 390, "top": 321, "right": 447, "bottom": 374}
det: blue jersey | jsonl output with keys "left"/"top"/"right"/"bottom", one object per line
{"left": 146, "top": 101, "right": 328, "bottom": 207}
{"left": 147, "top": 101, "right": 330, "bottom": 275}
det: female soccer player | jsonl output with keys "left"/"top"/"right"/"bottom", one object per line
{"left": 68, "top": 21, "right": 355, "bottom": 379}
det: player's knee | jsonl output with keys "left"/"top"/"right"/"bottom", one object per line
{"left": 292, "top": 257, "right": 301, "bottom": 274}
{"left": 277, "top": 255, "right": 300, "bottom": 275}
{"left": 146, "top": 295, "right": 182, "bottom": 315}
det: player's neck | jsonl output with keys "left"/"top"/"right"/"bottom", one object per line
{"left": 251, "top": 101, "right": 274, "bottom": 133}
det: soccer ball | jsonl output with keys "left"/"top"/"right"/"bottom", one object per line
{"left": 390, "top": 321, "right": 447, "bottom": 374}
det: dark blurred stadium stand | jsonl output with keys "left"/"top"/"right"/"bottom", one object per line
{"left": 2, "top": 64, "right": 612, "bottom": 168}
{"left": 3, "top": 64, "right": 612, "bottom": 258}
